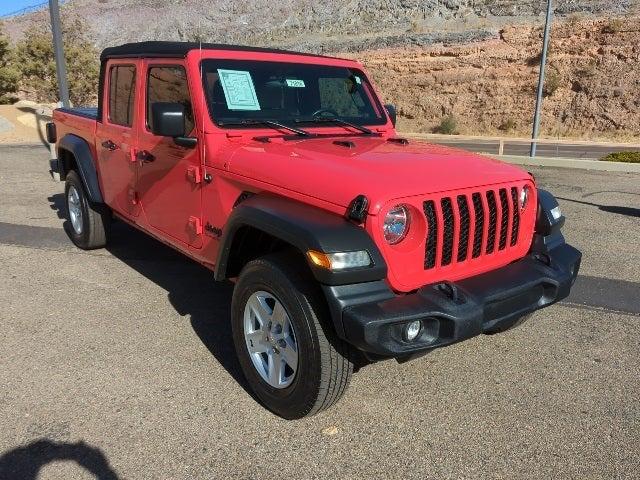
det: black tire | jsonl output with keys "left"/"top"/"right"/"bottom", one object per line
{"left": 231, "top": 253, "right": 353, "bottom": 419}
{"left": 64, "top": 170, "right": 110, "bottom": 250}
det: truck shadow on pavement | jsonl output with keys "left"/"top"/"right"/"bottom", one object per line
{"left": 556, "top": 196, "right": 640, "bottom": 218}
{"left": 0, "top": 439, "right": 119, "bottom": 479}
{"left": 48, "top": 193, "right": 255, "bottom": 399}
{"left": 105, "top": 221, "right": 255, "bottom": 396}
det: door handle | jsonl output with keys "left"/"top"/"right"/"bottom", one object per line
{"left": 101, "top": 140, "right": 118, "bottom": 151}
{"left": 136, "top": 150, "right": 155, "bottom": 163}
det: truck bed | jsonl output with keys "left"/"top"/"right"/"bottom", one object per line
{"left": 57, "top": 107, "right": 98, "bottom": 120}
{"left": 53, "top": 107, "right": 98, "bottom": 149}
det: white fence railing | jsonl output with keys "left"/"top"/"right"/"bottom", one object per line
{"left": 404, "top": 133, "right": 640, "bottom": 157}
{"left": 403, "top": 133, "right": 640, "bottom": 155}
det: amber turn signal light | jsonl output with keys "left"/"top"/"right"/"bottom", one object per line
{"left": 307, "top": 250, "right": 372, "bottom": 271}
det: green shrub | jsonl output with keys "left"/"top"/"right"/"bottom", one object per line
{"left": 566, "top": 13, "right": 584, "bottom": 27}
{"left": 15, "top": 11, "right": 99, "bottom": 105}
{"left": 499, "top": 118, "right": 517, "bottom": 132}
{"left": 575, "top": 60, "right": 598, "bottom": 79}
{"left": 543, "top": 70, "right": 562, "bottom": 97}
{"left": 600, "top": 152, "right": 640, "bottom": 163}
{"left": 602, "top": 19, "right": 624, "bottom": 34}
{"left": 0, "top": 24, "right": 19, "bottom": 104}
{"left": 434, "top": 115, "right": 458, "bottom": 135}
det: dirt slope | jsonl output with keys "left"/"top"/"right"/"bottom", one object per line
{"left": 3, "top": 1, "right": 640, "bottom": 140}
{"left": 354, "top": 16, "right": 640, "bottom": 139}
{"left": 5, "top": 0, "right": 637, "bottom": 52}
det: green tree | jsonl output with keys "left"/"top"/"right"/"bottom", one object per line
{"left": 15, "top": 12, "right": 99, "bottom": 106}
{"left": 0, "top": 24, "right": 20, "bottom": 104}
{"left": 434, "top": 115, "right": 458, "bottom": 135}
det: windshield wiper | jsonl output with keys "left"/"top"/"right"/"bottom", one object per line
{"left": 294, "top": 117, "right": 375, "bottom": 135}
{"left": 218, "top": 119, "right": 312, "bottom": 137}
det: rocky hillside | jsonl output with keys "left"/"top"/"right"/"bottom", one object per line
{"left": 5, "top": 0, "right": 638, "bottom": 52}
{"left": 4, "top": 0, "right": 640, "bottom": 139}
{"left": 355, "top": 15, "right": 640, "bottom": 139}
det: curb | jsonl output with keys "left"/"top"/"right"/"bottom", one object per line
{"left": 0, "top": 142, "right": 48, "bottom": 148}
{"left": 493, "top": 155, "right": 640, "bottom": 173}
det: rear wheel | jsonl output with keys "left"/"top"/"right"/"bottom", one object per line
{"left": 231, "top": 253, "right": 353, "bottom": 419}
{"left": 64, "top": 170, "right": 110, "bottom": 250}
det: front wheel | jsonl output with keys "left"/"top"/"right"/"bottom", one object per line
{"left": 231, "top": 253, "right": 353, "bottom": 419}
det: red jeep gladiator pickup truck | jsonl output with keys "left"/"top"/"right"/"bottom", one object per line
{"left": 49, "top": 41, "right": 581, "bottom": 419}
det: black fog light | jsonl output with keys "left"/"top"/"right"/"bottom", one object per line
{"left": 404, "top": 320, "right": 422, "bottom": 342}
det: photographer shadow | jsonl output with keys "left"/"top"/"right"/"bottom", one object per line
{"left": 0, "top": 439, "right": 119, "bottom": 480}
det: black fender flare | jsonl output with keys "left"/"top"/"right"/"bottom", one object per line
{"left": 532, "top": 188, "right": 566, "bottom": 254}
{"left": 58, "top": 134, "right": 104, "bottom": 204}
{"left": 214, "top": 194, "right": 387, "bottom": 286}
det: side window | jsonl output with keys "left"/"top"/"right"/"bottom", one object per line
{"left": 108, "top": 65, "right": 136, "bottom": 127}
{"left": 147, "top": 66, "right": 195, "bottom": 134}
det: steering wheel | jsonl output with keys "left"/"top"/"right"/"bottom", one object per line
{"left": 311, "top": 108, "right": 340, "bottom": 118}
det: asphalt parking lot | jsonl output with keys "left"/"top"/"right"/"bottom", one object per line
{"left": 1, "top": 144, "right": 638, "bottom": 479}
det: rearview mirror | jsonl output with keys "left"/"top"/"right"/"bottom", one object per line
{"left": 384, "top": 104, "right": 397, "bottom": 127}
{"left": 151, "top": 102, "right": 186, "bottom": 138}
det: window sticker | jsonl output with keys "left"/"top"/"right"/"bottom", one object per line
{"left": 285, "top": 79, "right": 306, "bottom": 88}
{"left": 354, "top": 76, "right": 362, "bottom": 85}
{"left": 217, "top": 69, "right": 261, "bottom": 111}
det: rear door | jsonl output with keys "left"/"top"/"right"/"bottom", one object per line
{"left": 95, "top": 61, "right": 140, "bottom": 217}
{"left": 134, "top": 60, "right": 203, "bottom": 248}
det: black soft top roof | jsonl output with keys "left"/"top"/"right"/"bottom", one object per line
{"left": 100, "top": 41, "right": 344, "bottom": 61}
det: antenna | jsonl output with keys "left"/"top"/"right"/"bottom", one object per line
{"left": 198, "top": 19, "right": 206, "bottom": 163}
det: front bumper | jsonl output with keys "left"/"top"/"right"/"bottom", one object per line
{"left": 327, "top": 242, "right": 581, "bottom": 358}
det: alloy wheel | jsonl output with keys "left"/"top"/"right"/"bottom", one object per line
{"left": 67, "top": 185, "right": 83, "bottom": 235}
{"left": 243, "top": 290, "right": 298, "bottom": 389}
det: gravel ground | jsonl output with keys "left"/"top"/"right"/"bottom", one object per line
{"left": 0, "top": 116, "right": 14, "bottom": 134}
{"left": 0, "top": 145, "right": 638, "bottom": 479}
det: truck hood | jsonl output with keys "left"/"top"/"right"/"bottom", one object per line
{"left": 226, "top": 136, "right": 532, "bottom": 214}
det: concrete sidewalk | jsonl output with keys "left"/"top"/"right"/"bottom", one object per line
{"left": 494, "top": 154, "right": 640, "bottom": 172}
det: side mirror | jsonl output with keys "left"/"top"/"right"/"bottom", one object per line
{"left": 151, "top": 102, "right": 186, "bottom": 138}
{"left": 384, "top": 104, "right": 397, "bottom": 127}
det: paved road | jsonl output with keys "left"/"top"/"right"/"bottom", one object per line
{"left": 0, "top": 145, "right": 639, "bottom": 479}
{"left": 414, "top": 137, "right": 640, "bottom": 159}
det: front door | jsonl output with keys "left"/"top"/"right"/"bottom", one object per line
{"left": 135, "top": 61, "right": 203, "bottom": 248}
{"left": 95, "top": 61, "right": 140, "bottom": 217}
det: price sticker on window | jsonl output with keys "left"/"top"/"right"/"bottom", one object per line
{"left": 286, "top": 79, "right": 306, "bottom": 88}
{"left": 217, "top": 69, "right": 261, "bottom": 111}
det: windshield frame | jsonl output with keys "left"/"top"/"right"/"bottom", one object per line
{"left": 199, "top": 58, "right": 389, "bottom": 131}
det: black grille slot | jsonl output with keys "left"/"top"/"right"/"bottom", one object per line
{"left": 486, "top": 191, "right": 497, "bottom": 254}
{"left": 510, "top": 187, "right": 520, "bottom": 246}
{"left": 423, "top": 185, "right": 523, "bottom": 271}
{"left": 499, "top": 188, "right": 509, "bottom": 250}
{"left": 472, "top": 193, "right": 484, "bottom": 258}
{"left": 441, "top": 198, "right": 454, "bottom": 266}
{"left": 457, "top": 195, "right": 470, "bottom": 262}
{"left": 423, "top": 200, "right": 438, "bottom": 269}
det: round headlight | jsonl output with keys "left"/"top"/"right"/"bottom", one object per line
{"left": 519, "top": 186, "right": 531, "bottom": 211}
{"left": 383, "top": 205, "right": 410, "bottom": 245}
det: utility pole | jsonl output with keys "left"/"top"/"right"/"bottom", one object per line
{"left": 49, "top": 0, "right": 70, "bottom": 108}
{"left": 530, "top": 0, "right": 553, "bottom": 158}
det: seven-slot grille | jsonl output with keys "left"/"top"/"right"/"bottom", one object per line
{"left": 423, "top": 186, "right": 522, "bottom": 270}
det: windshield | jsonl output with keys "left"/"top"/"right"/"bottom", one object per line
{"left": 201, "top": 59, "right": 387, "bottom": 128}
